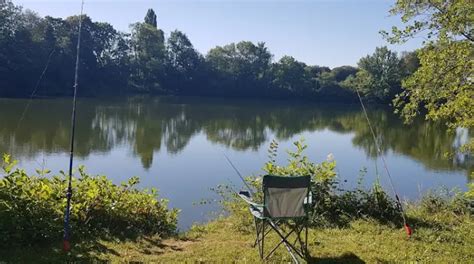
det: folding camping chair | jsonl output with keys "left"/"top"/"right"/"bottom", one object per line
{"left": 239, "top": 175, "right": 312, "bottom": 263}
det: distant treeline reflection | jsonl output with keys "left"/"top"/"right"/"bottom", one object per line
{"left": 0, "top": 97, "right": 471, "bottom": 177}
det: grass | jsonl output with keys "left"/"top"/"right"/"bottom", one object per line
{"left": 1, "top": 204, "right": 473, "bottom": 263}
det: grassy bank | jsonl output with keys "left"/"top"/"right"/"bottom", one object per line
{"left": 2, "top": 203, "right": 473, "bottom": 263}
{"left": 1, "top": 189, "right": 472, "bottom": 262}
{"left": 81, "top": 204, "right": 474, "bottom": 263}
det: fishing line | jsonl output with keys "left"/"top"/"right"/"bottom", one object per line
{"left": 63, "top": 0, "right": 85, "bottom": 252}
{"left": 223, "top": 152, "right": 255, "bottom": 196}
{"left": 7, "top": 48, "right": 56, "bottom": 157}
{"left": 354, "top": 88, "right": 412, "bottom": 237}
{"left": 14, "top": 48, "right": 56, "bottom": 133}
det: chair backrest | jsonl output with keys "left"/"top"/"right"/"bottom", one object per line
{"left": 263, "top": 175, "right": 310, "bottom": 218}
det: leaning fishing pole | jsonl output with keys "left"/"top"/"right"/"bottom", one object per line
{"left": 355, "top": 88, "right": 412, "bottom": 238}
{"left": 223, "top": 153, "right": 255, "bottom": 196}
{"left": 63, "top": 0, "right": 85, "bottom": 252}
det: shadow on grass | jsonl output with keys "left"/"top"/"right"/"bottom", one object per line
{"left": 0, "top": 235, "right": 191, "bottom": 263}
{"left": 307, "top": 252, "right": 365, "bottom": 263}
{"left": 1, "top": 239, "right": 115, "bottom": 263}
{"left": 316, "top": 208, "right": 453, "bottom": 234}
{"left": 138, "top": 236, "right": 194, "bottom": 255}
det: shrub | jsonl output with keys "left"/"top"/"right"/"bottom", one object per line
{"left": 219, "top": 139, "right": 402, "bottom": 230}
{"left": 0, "top": 154, "right": 178, "bottom": 246}
{"left": 466, "top": 182, "right": 474, "bottom": 200}
{"left": 418, "top": 187, "right": 472, "bottom": 215}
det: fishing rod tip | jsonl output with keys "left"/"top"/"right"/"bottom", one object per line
{"left": 404, "top": 224, "right": 413, "bottom": 237}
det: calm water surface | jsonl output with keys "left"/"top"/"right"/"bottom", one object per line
{"left": 0, "top": 96, "right": 471, "bottom": 229}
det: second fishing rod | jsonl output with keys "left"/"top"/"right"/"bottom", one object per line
{"left": 223, "top": 153, "right": 255, "bottom": 197}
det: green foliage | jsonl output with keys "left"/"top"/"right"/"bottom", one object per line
{"left": 206, "top": 41, "right": 272, "bottom": 96}
{"left": 418, "top": 188, "right": 472, "bottom": 215}
{"left": 343, "top": 46, "right": 403, "bottom": 101}
{"left": 144, "top": 9, "right": 157, "bottom": 28}
{"left": 328, "top": 66, "right": 358, "bottom": 82}
{"left": 465, "top": 183, "right": 474, "bottom": 200}
{"left": 263, "top": 139, "right": 336, "bottom": 181}
{"left": 129, "top": 18, "right": 166, "bottom": 93}
{"left": 393, "top": 40, "right": 473, "bottom": 152}
{"left": 399, "top": 50, "right": 420, "bottom": 77}
{"left": 383, "top": 0, "right": 474, "bottom": 153}
{"left": 381, "top": 0, "right": 473, "bottom": 44}
{"left": 0, "top": 154, "right": 178, "bottom": 246}
{"left": 270, "top": 56, "right": 314, "bottom": 97}
{"left": 165, "top": 30, "right": 204, "bottom": 94}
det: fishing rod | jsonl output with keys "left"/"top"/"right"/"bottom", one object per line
{"left": 223, "top": 153, "right": 255, "bottom": 196}
{"left": 63, "top": 0, "right": 85, "bottom": 252}
{"left": 354, "top": 88, "right": 412, "bottom": 237}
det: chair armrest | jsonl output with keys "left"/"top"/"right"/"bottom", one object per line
{"left": 238, "top": 191, "right": 262, "bottom": 208}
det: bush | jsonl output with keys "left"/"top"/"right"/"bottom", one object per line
{"left": 219, "top": 139, "right": 403, "bottom": 230}
{"left": 0, "top": 154, "right": 178, "bottom": 246}
{"left": 418, "top": 188, "right": 472, "bottom": 215}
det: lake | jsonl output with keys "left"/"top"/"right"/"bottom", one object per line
{"left": 0, "top": 96, "right": 471, "bottom": 229}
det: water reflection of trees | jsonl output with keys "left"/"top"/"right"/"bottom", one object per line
{"left": 0, "top": 97, "right": 471, "bottom": 176}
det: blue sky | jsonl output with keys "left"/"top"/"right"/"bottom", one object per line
{"left": 14, "top": 0, "right": 422, "bottom": 68}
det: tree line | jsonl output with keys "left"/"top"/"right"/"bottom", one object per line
{"left": 1, "top": 1, "right": 419, "bottom": 102}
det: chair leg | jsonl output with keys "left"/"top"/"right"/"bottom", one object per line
{"left": 299, "top": 226, "right": 310, "bottom": 259}
{"left": 282, "top": 222, "right": 306, "bottom": 260}
{"left": 260, "top": 220, "right": 277, "bottom": 242}
{"left": 291, "top": 221, "right": 310, "bottom": 259}
{"left": 265, "top": 220, "right": 304, "bottom": 262}
{"left": 254, "top": 218, "right": 265, "bottom": 259}
{"left": 253, "top": 217, "right": 259, "bottom": 248}
{"left": 264, "top": 226, "right": 296, "bottom": 260}
{"left": 261, "top": 220, "right": 265, "bottom": 259}
{"left": 254, "top": 219, "right": 273, "bottom": 248}
{"left": 304, "top": 225, "right": 308, "bottom": 257}
{"left": 296, "top": 223, "right": 310, "bottom": 259}
{"left": 256, "top": 220, "right": 309, "bottom": 263}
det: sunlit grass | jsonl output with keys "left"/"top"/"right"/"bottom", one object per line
{"left": 2, "top": 204, "right": 472, "bottom": 263}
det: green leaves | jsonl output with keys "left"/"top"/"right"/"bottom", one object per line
{"left": 262, "top": 138, "right": 337, "bottom": 182}
{"left": 0, "top": 158, "right": 178, "bottom": 246}
{"left": 2, "top": 153, "right": 18, "bottom": 174}
{"left": 35, "top": 168, "right": 51, "bottom": 176}
{"left": 383, "top": 0, "right": 473, "bottom": 45}
{"left": 267, "top": 139, "right": 279, "bottom": 163}
{"left": 465, "top": 183, "right": 474, "bottom": 200}
{"left": 393, "top": 40, "right": 473, "bottom": 153}
{"left": 344, "top": 46, "right": 403, "bottom": 102}
{"left": 127, "top": 176, "right": 140, "bottom": 187}
{"left": 384, "top": 0, "right": 473, "bottom": 154}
